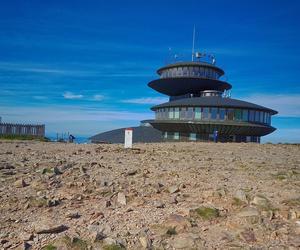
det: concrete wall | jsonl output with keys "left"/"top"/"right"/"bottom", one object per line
{"left": 0, "top": 123, "right": 45, "bottom": 137}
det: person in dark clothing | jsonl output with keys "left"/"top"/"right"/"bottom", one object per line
{"left": 69, "top": 134, "right": 75, "bottom": 143}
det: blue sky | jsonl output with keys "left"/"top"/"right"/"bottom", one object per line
{"left": 0, "top": 0, "right": 299, "bottom": 142}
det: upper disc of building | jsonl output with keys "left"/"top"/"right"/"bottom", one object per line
{"left": 148, "top": 60, "right": 232, "bottom": 96}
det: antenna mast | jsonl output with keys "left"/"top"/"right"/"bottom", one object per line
{"left": 192, "top": 25, "right": 195, "bottom": 61}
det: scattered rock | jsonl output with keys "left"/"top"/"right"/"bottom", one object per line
{"left": 216, "top": 188, "right": 227, "bottom": 197}
{"left": 0, "top": 141, "right": 299, "bottom": 249}
{"left": 88, "top": 224, "right": 112, "bottom": 239}
{"left": 127, "top": 169, "right": 137, "bottom": 176}
{"left": 80, "top": 165, "right": 87, "bottom": 174}
{"left": 234, "top": 190, "right": 248, "bottom": 203}
{"left": 169, "top": 194, "right": 178, "bottom": 204}
{"left": 2, "top": 170, "right": 16, "bottom": 175}
{"left": 105, "top": 200, "right": 112, "bottom": 207}
{"left": 60, "top": 163, "right": 74, "bottom": 171}
{"left": 20, "top": 232, "right": 34, "bottom": 241}
{"left": 36, "top": 224, "right": 68, "bottom": 234}
{"left": 164, "top": 214, "right": 191, "bottom": 233}
{"left": 117, "top": 192, "right": 127, "bottom": 205}
{"left": 21, "top": 242, "right": 32, "bottom": 250}
{"left": 47, "top": 199, "right": 60, "bottom": 207}
{"left": 103, "top": 237, "right": 117, "bottom": 245}
{"left": 237, "top": 207, "right": 261, "bottom": 224}
{"left": 168, "top": 185, "right": 180, "bottom": 194}
{"left": 90, "top": 161, "right": 98, "bottom": 167}
{"left": 237, "top": 207, "right": 260, "bottom": 218}
{"left": 139, "top": 235, "right": 151, "bottom": 249}
{"left": 90, "top": 231, "right": 106, "bottom": 242}
{"left": 172, "top": 233, "right": 200, "bottom": 249}
{"left": 2, "top": 241, "right": 12, "bottom": 249}
{"left": 90, "top": 211, "right": 104, "bottom": 220}
{"left": 240, "top": 229, "right": 256, "bottom": 243}
{"left": 0, "top": 239, "right": 9, "bottom": 245}
{"left": 14, "top": 179, "right": 27, "bottom": 188}
{"left": 0, "top": 163, "right": 15, "bottom": 170}
{"left": 153, "top": 200, "right": 165, "bottom": 208}
{"left": 126, "top": 207, "right": 133, "bottom": 212}
{"left": 251, "top": 195, "right": 270, "bottom": 208}
{"left": 53, "top": 166, "right": 62, "bottom": 175}
{"left": 66, "top": 212, "right": 80, "bottom": 219}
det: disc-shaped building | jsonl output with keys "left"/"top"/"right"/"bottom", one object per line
{"left": 145, "top": 58, "right": 277, "bottom": 143}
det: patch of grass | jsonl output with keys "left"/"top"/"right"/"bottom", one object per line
{"left": 72, "top": 238, "right": 88, "bottom": 249}
{"left": 42, "top": 168, "right": 53, "bottom": 174}
{"left": 0, "top": 134, "right": 49, "bottom": 141}
{"left": 42, "top": 244, "right": 57, "bottom": 250}
{"left": 191, "top": 207, "right": 220, "bottom": 220}
{"left": 99, "top": 189, "right": 113, "bottom": 197}
{"left": 276, "top": 175, "right": 286, "bottom": 180}
{"left": 103, "top": 244, "right": 124, "bottom": 250}
{"left": 232, "top": 197, "right": 245, "bottom": 206}
{"left": 166, "top": 227, "right": 177, "bottom": 236}
{"left": 28, "top": 197, "right": 48, "bottom": 207}
{"left": 62, "top": 236, "right": 89, "bottom": 250}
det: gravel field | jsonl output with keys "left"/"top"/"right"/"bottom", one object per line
{"left": 0, "top": 140, "right": 299, "bottom": 249}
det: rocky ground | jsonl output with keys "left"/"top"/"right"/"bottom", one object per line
{"left": 0, "top": 140, "right": 299, "bottom": 250}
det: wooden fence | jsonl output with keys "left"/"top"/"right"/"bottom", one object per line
{"left": 0, "top": 123, "right": 45, "bottom": 137}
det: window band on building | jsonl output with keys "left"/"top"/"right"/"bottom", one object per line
{"left": 155, "top": 107, "right": 272, "bottom": 125}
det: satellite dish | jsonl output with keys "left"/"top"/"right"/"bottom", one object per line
{"left": 195, "top": 52, "right": 201, "bottom": 58}
{"left": 212, "top": 57, "right": 216, "bottom": 65}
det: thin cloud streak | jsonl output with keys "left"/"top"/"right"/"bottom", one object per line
{"left": 0, "top": 61, "right": 153, "bottom": 77}
{"left": 92, "top": 94, "right": 105, "bottom": 101}
{"left": 0, "top": 62, "right": 81, "bottom": 75}
{"left": 0, "top": 106, "right": 152, "bottom": 123}
{"left": 121, "top": 97, "right": 168, "bottom": 105}
{"left": 63, "top": 92, "right": 83, "bottom": 99}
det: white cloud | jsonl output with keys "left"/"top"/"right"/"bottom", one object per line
{"left": 239, "top": 93, "right": 300, "bottom": 117}
{"left": 0, "top": 106, "right": 152, "bottom": 123}
{"left": 0, "top": 105, "right": 153, "bottom": 136}
{"left": 63, "top": 91, "right": 83, "bottom": 100}
{"left": 92, "top": 94, "right": 105, "bottom": 101}
{"left": 121, "top": 97, "right": 168, "bottom": 105}
{"left": 0, "top": 62, "right": 79, "bottom": 75}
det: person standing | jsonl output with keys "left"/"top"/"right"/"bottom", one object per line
{"left": 213, "top": 130, "right": 218, "bottom": 143}
{"left": 69, "top": 134, "right": 75, "bottom": 143}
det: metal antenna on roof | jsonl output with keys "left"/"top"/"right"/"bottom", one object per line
{"left": 192, "top": 25, "right": 196, "bottom": 61}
